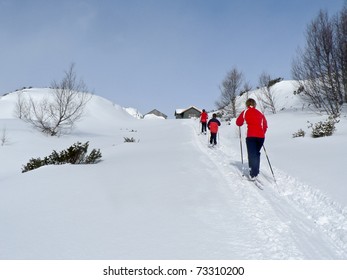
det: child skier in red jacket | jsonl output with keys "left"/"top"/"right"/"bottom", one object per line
{"left": 236, "top": 98, "right": 267, "bottom": 180}
{"left": 207, "top": 113, "right": 221, "bottom": 146}
{"left": 200, "top": 109, "right": 208, "bottom": 134}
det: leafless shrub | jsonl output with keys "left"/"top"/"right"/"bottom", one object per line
{"left": 215, "top": 67, "right": 244, "bottom": 118}
{"left": 18, "top": 63, "right": 92, "bottom": 136}
{"left": 1, "top": 127, "right": 9, "bottom": 146}
{"left": 292, "top": 7, "right": 347, "bottom": 115}
{"left": 256, "top": 72, "right": 279, "bottom": 114}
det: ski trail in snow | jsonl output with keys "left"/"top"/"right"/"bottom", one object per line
{"left": 190, "top": 124, "right": 304, "bottom": 259}
{"left": 270, "top": 169, "right": 347, "bottom": 257}
{"left": 189, "top": 120, "right": 347, "bottom": 259}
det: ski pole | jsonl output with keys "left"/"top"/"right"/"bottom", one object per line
{"left": 239, "top": 127, "right": 246, "bottom": 176}
{"left": 262, "top": 145, "right": 276, "bottom": 183}
{"left": 238, "top": 127, "right": 244, "bottom": 165}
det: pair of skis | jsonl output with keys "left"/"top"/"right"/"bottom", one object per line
{"left": 208, "top": 143, "right": 218, "bottom": 148}
{"left": 247, "top": 176, "right": 264, "bottom": 190}
{"left": 241, "top": 170, "right": 264, "bottom": 190}
{"left": 239, "top": 165, "right": 263, "bottom": 190}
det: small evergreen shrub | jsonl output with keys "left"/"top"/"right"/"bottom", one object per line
{"left": 267, "top": 77, "right": 283, "bottom": 87}
{"left": 307, "top": 115, "right": 340, "bottom": 138}
{"left": 84, "top": 148, "right": 103, "bottom": 164}
{"left": 22, "top": 157, "right": 46, "bottom": 172}
{"left": 22, "top": 141, "right": 102, "bottom": 173}
{"left": 292, "top": 129, "right": 305, "bottom": 138}
{"left": 124, "top": 137, "right": 136, "bottom": 143}
{"left": 293, "top": 85, "right": 305, "bottom": 95}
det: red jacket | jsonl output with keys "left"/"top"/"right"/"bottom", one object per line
{"left": 236, "top": 106, "right": 267, "bottom": 138}
{"left": 200, "top": 111, "right": 208, "bottom": 123}
{"left": 208, "top": 118, "right": 221, "bottom": 133}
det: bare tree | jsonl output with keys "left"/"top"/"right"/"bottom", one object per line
{"left": 215, "top": 68, "right": 244, "bottom": 118}
{"left": 19, "top": 63, "right": 92, "bottom": 136}
{"left": 236, "top": 82, "right": 253, "bottom": 112}
{"left": 14, "top": 90, "right": 28, "bottom": 119}
{"left": 292, "top": 9, "right": 346, "bottom": 115}
{"left": 334, "top": 6, "right": 347, "bottom": 103}
{"left": 241, "top": 82, "right": 252, "bottom": 99}
{"left": 256, "top": 72, "right": 278, "bottom": 114}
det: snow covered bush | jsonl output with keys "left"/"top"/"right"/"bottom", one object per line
{"left": 307, "top": 115, "right": 340, "bottom": 138}
{"left": 292, "top": 129, "right": 305, "bottom": 138}
{"left": 22, "top": 141, "right": 102, "bottom": 173}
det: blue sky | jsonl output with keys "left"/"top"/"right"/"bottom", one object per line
{"left": 0, "top": 0, "right": 345, "bottom": 117}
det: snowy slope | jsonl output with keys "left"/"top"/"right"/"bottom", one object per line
{"left": 0, "top": 86, "right": 346, "bottom": 260}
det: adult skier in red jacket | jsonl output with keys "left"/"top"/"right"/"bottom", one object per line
{"left": 200, "top": 109, "right": 208, "bottom": 134}
{"left": 236, "top": 98, "right": 268, "bottom": 180}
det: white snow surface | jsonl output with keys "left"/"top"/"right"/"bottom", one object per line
{"left": 0, "top": 83, "right": 346, "bottom": 260}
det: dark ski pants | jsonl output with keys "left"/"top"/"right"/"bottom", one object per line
{"left": 210, "top": 132, "right": 217, "bottom": 145}
{"left": 246, "top": 137, "right": 265, "bottom": 178}
{"left": 201, "top": 122, "right": 207, "bottom": 133}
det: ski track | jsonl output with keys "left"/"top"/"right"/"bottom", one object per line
{"left": 190, "top": 121, "right": 347, "bottom": 259}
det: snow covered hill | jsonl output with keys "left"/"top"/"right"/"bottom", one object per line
{"left": 0, "top": 84, "right": 346, "bottom": 259}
